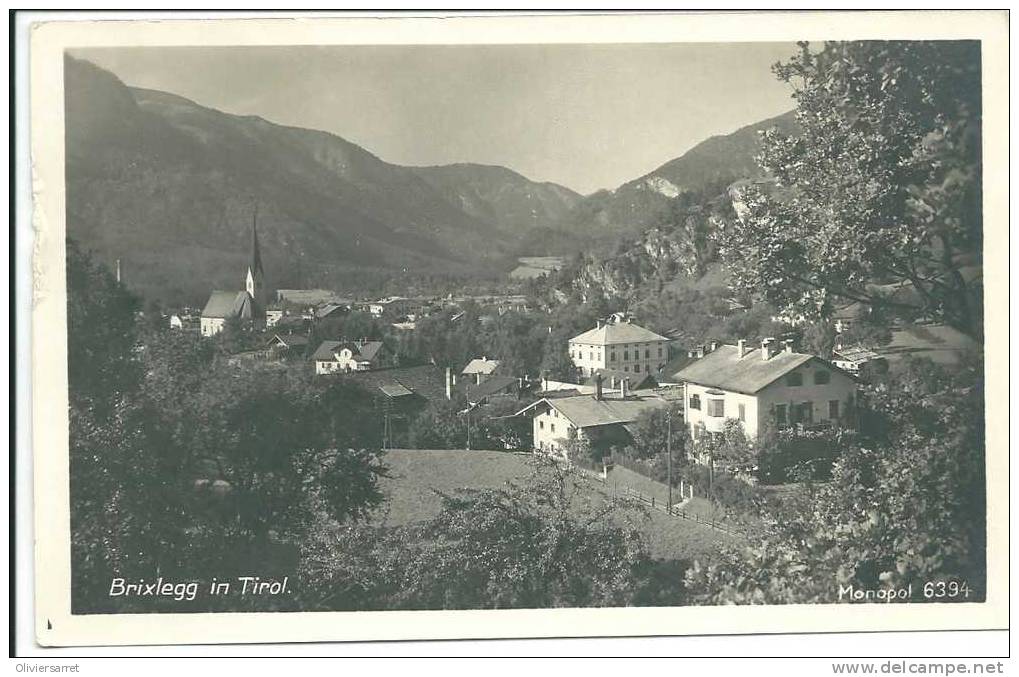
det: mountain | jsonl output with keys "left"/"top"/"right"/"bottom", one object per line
{"left": 63, "top": 56, "right": 581, "bottom": 304}
{"left": 545, "top": 111, "right": 798, "bottom": 249}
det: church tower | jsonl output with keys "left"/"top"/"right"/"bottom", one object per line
{"left": 245, "top": 206, "right": 267, "bottom": 317}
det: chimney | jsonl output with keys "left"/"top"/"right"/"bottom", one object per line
{"left": 542, "top": 375, "right": 549, "bottom": 392}
{"left": 620, "top": 377, "right": 630, "bottom": 399}
{"left": 594, "top": 374, "right": 604, "bottom": 401}
{"left": 737, "top": 339, "right": 748, "bottom": 358}
{"left": 709, "top": 340, "right": 718, "bottom": 353}
{"left": 783, "top": 338, "right": 795, "bottom": 354}
{"left": 761, "top": 337, "right": 774, "bottom": 360}
{"left": 445, "top": 367, "right": 454, "bottom": 400}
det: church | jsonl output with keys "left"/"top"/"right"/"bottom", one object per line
{"left": 200, "top": 213, "right": 270, "bottom": 337}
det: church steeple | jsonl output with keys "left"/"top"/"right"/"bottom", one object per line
{"left": 245, "top": 204, "right": 267, "bottom": 316}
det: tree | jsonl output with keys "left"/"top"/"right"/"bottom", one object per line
{"left": 297, "top": 457, "right": 685, "bottom": 610}
{"left": 628, "top": 404, "right": 684, "bottom": 461}
{"left": 67, "top": 242, "right": 390, "bottom": 612}
{"left": 801, "top": 320, "right": 838, "bottom": 359}
{"left": 66, "top": 238, "right": 141, "bottom": 410}
{"left": 720, "top": 41, "right": 982, "bottom": 336}
{"left": 686, "top": 355, "right": 985, "bottom": 604}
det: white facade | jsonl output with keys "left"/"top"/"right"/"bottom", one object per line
{"left": 568, "top": 318, "right": 669, "bottom": 378}
{"left": 532, "top": 404, "right": 577, "bottom": 455}
{"left": 571, "top": 339, "right": 668, "bottom": 377}
{"left": 684, "top": 359, "right": 857, "bottom": 441}
{"left": 200, "top": 316, "right": 225, "bottom": 337}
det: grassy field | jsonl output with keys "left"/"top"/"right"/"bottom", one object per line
{"left": 375, "top": 449, "right": 732, "bottom": 562}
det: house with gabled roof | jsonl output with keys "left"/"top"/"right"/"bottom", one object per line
{"left": 461, "top": 357, "right": 501, "bottom": 384}
{"left": 568, "top": 315, "right": 669, "bottom": 378}
{"left": 311, "top": 338, "right": 396, "bottom": 375}
{"left": 515, "top": 376, "right": 671, "bottom": 456}
{"left": 676, "top": 338, "right": 858, "bottom": 441}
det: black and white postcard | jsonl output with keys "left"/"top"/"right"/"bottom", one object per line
{"left": 27, "top": 11, "right": 1008, "bottom": 646}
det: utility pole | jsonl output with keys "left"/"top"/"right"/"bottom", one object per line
{"left": 465, "top": 385, "right": 471, "bottom": 450}
{"left": 667, "top": 409, "right": 673, "bottom": 515}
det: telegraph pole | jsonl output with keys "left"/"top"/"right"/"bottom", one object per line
{"left": 667, "top": 409, "right": 673, "bottom": 515}
{"left": 465, "top": 385, "right": 471, "bottom": 450}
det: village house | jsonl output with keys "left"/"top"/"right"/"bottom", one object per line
{"left": 831, "top": 344, "right": 884, "bottom": 375}
{"left": 461, "top": 357, "right": 501, "bottom": 384}
{"left": 367, "top": 296, "right": 429, "bottom": 319}
{"left": 311, "top": 338, "right": 396, "bottom": 375}
{"left": 200, "top": 214, "right": 268, "bottom": 337}
{"left": 568, "top": 314, "right": 669, "bottom": 378}
{"left": 676, "top": 338, "right": 858, "bottom": 441}
{"left": 266, "top": 333, "right": 310, "bottom": 360}
{"left": 515, "top": 376, "right": 670, "bottom": 457}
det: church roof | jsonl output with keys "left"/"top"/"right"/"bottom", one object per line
{"left": 202, "top": 290, "right": 252, "bottom": 320}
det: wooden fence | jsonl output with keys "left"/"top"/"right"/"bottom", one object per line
{"left": 590, "top": 471, "right": 747, "bottom": 539}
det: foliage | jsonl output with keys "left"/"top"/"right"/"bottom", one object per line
{"left": 627, "top": 404, "right": 685, "bottom": 461}
{"left": 720, "top": 41, "right": 983, "bottom": 336}
{"left": 297, "top": 458, "right": 685, "bottom": 610}
{"left": 66, "top": 238, "right": 141, "bottom": 410}
{"left": 67, "top": 242, "right": 389, "bottom": 612}
{"left": 685, "top": 356, "right": 985, "bottom": 604}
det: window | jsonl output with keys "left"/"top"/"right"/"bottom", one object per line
{"left": 550, "top": 423, "right": 556, "bottom": 433}
{"left": 829, "top": 399, "right": 840, "bottom": 419}
{"left": 610, "top": 352, "right": 616, "bottom": 362}
{"left": 539, "top": 421, "right": 544, "bottom": 430}
{"left": 689, "top": 394, "right": 701, "bottom": 410}
{"left": 738, "top": 403, "right": 746, "bottom": 422}
{"left": 623, "top": 366, "right": 629, "bottom": 372}
{"left": 792, "top": 402, "right": 813, "bottom": 424}
{"left": 658, "top": 347, "right": 663, "bottom": 357}
{"left": 707, "top": 398, "right": 725, "bottom": 417}
{"left": 589, "top": 352, "right": 593, "bottom": 361}
{"left": 634, "top": 364, "right": 640, "bottom": 373}
{"left": 815, "top": 371, "right": 831, "bottom": 385}
{"left": 775, "top": 404, "right": 787, "bottom": 426}
{"left": 553, "top": 409, "right": 558, "bottom": 417}
{"left": 645, "top": 349, "right": 650, "bottom": 358}
{"left": 786, "top": 372, "right": 803, "bottom": 387}
{"left": 623, "top": 350, "right": 629, "bottom": 360}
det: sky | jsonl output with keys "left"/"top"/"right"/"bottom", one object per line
{"left": 75, "top": 43, "right": 799, "bottom": 195}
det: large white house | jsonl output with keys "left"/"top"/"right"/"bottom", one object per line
{"left": 676, "top": 338, "right": 858, "bottom": 441}
{"left": 568, "top": 314, "right": 669, "bottom": 378}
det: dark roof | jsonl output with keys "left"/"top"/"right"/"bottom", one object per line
{"left": 202, "top": 290, "right": 252, "bottom": 320}
{"left": 675, "top": 344, "right": 818, "bottom": 394}
{"left": 378, "top": 383, "right": 415, "bottom": 398}
{"left": 583, "top": 369, "right": 657, "bottom": 391}
{"left": 657, "top": 353, "right": 699, "bottom": 381}
{"left": 342, "top": 364, "right": 448, "bottom": 403}
{"left": 270, "top": 333, "right": 309, "bottom": 348}
{"left": 311, "top": 340, "right": 343, "bottom": 361}
{"left": 315, "top": 303, "right": 349, "bottom": 319}
{"left": 354, "top": 341, "right": 386, "bottom": 362}
{"left": 463, "top": 375, "right": 518, "bottom": 403}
